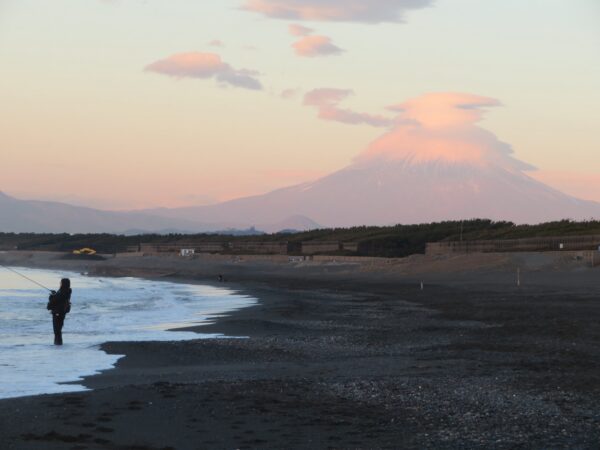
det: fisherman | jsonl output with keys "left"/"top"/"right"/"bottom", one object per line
{"left": 47, "top": 278, "right": 72, "bottom": 346}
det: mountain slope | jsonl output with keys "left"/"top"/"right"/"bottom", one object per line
{"left": 146, "top": 160, "right": 600, "bottom": 227}
{"left": 0, "top": 191, "right": 213, "bottom": 233}
{"left": 3, "top": 93, "right": 597, "bottom": 232}
{"left": 0, "top": 192, "right": 320, "bottom": 234}
{"left": 146, "top": 93, "right": 600, "bottom": 227}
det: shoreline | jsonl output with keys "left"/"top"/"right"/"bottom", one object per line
{"left": 0, "top": 264, "right": 260, "bottom": 402}
{"left": 1, "top": 251, "right": 599, "bottom": 448}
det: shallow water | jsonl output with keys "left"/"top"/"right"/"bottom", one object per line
{"left": 0, "top": 267, "right": 256, "bottom": 399}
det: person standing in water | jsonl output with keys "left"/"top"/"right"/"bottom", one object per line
{"left": 47, "top": 278, "right": 72, "bottom": 345}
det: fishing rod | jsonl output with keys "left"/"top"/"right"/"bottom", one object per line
{"left": 0, "top": 263, "right": 53, "bottom": 292}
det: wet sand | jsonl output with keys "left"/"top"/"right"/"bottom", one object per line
{"left": 0, "top": 251, "right": 599, "bottom": 449}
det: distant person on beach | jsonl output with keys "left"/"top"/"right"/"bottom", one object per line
{"left": 47, "top": 278, "right": 72, "bottom": 346}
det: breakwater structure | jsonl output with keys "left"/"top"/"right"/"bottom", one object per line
{"left": 127, "top": 235, "right": 600, "bottom": 267}
{"left": 130, "top": 240, "right": 361, "bottom": 256}
{"left": 426, "top": 235, "right": 600, "bottom": 268}
{"left": 426, "top": 235, "right": 600, "bottom": 255}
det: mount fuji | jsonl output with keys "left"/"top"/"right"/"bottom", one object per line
{"left": 147, "top": 93, "right": 600, "bottom": 227}
{"left": 2, "top": 93, "right": 598, "bottom": 233}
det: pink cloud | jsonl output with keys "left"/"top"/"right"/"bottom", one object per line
{"left": 287, "top": 23, "right": 342, "bottom": 58}
{"left": 288, "top": 24, "right": 313, "bottom": 36}
{"left": 388, "top": 93, "right": 501, "bottom": 128}
{"left": 242, "top": 0, "right": 434, "bottom": 23}
{"left": 356, "top": 92, "right": 529, "bottom": 171}
{"left": 145, "top": 52, "right": 262, "bottom": 90}
{"left": 304, "top": 88, "right": 393, "bottom": 127}
{"left": 292, "top": 35, "right": 343, "bottom": 57}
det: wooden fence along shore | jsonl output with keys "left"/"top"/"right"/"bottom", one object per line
{"left": 425, "top": 235, "right": 600, "bottom": 255}
{"left": 128, "top": 235, "right": 600, "bottom": 260}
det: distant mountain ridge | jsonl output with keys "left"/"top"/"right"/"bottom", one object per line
{"left": 3, "top": 156, "right": 599, "bottom": 234}
{"left": 135, "top": 93, "right": 600, "bottom": 227}
{"left": 141, "top": 158, "right": 600, "bottom": 228}
{"left": 0, "top": 191, "right": 319, "bottom": 234}
{"left": 3, "top": 94, "right": 599, "bottom": 233}
{"left": 2, "top": 155, "right": 600, "bottom": 234}
{"left": 0, "top": 191, "right": 205, "bottom": 233}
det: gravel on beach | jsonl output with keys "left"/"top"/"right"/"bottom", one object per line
{"left": 0, "top": 252, "right": 599, "bottom": 449}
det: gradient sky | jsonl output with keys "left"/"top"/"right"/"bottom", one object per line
{"left": 1, "top": 0, "right": 599, "bottom": 209}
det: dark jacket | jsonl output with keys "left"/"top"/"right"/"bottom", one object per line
{"left": 47, "top": 288, "right": 72, "bottom": 315}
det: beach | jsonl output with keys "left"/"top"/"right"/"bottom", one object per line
{"left": 0, "top": 251, "right": 599, "bottom": 449}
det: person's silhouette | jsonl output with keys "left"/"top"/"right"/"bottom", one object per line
{"left": 47, "top": 278, "right": 72, "bottom": 345}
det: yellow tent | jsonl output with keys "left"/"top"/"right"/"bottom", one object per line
{"left": 73, "top": 248, "right": 97, "bottom": 255}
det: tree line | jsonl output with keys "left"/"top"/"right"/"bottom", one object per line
{"left": 1, "top": 219, "right": 599, "bottom": 258}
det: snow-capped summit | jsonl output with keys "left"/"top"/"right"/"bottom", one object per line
{"left": 156, "top": 93, "right": 600, "bottom": 227}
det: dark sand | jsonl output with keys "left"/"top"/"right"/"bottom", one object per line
{"left": 0, "top": 251, "right": 599, "bottom": 449}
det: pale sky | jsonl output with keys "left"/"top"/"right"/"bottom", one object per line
{"left": 1, "top": 0, "right": 599, "bottom": 209}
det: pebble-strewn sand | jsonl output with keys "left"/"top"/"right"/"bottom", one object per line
{"left": 0, "top": 251, "right": 599, "bottom": 449}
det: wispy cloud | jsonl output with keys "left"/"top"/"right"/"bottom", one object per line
{"left": 288, "top": 23, "right": 313, "bottom": 36}
{"left": 288, "top": 23, "right": 343, "bottom": 57}
{"left": 304, "top": 89, "right": 393, "bottom": 127}
{"left": 145, "top": 52, "right": 262, "bottom": 90}
{"left": 387, "top": 93, "right": 501, "bottom": 128}
{"left": 293, "top": 35, "right": 343, "bottom": 57}
{"left": 355, "top": 92, "right": 529, "bottom": 171}
{"left": 242, "top": 0, "right": 434, "bottom": 23}
{"left": 304, "top": 89, "right": 528, "bottom": 171}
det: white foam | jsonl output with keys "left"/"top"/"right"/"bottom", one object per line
{"left": 0, "top": 267, "right": 256, "bottom": 399}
